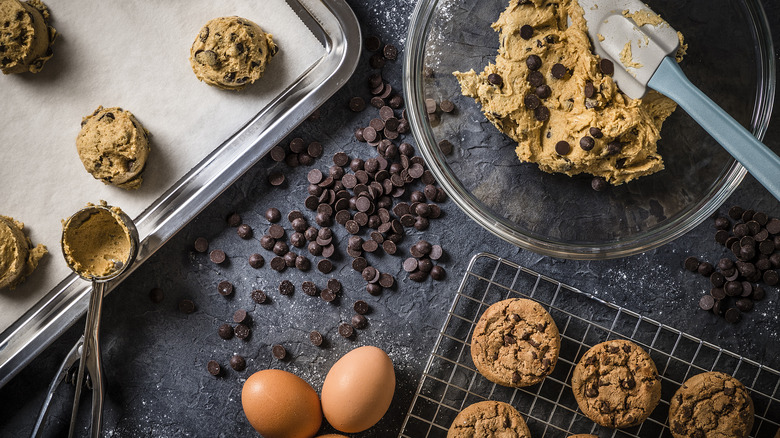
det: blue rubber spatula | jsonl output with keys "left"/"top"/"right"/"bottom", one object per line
{"left": 578, "top": 0, "right": 780, "bottom": 201}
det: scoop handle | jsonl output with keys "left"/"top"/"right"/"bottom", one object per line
{"left": 648, "top": 57, "right": 780, "bottom": 201}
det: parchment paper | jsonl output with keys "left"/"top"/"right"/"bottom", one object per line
{"left": 0, "top": 0, "right": 324, "bottom": 331}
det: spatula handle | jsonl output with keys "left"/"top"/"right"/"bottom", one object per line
{"left": 648, "top": 57, "right": 780, "bottom": 201}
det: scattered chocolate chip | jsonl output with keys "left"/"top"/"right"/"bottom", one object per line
{"left": 349, "top": 96, "right": 366, "bottom": 112}
{"left": 268, "top": 172, "right": 285, "bottom": 186}
{"left": 209, "top": 249, "right": 226, "bottom": 264}
{"left": 194, "top": 237, "right": 209, "bottom": 253}
{"left": 207, "top": 360, "right": 221, "bottom": 376}
{"left": 271, "top": 256, "right": 286, "bottom": 272}
{"left": 430, "top": 265, "right": 446, "bottom": 280}
{"left": 218, "top": 323, "right": 234, "bottom": 340}
{"left": 488, "top": 73, "right": 503, "bottom": 87}
{"left": 591, "top": 177, "right": 608, "bottom": 192}
{"left": 724, "top": 307, "right": 741, "bottom": 323}
{"left": 272, "top": 344, "right": 287, "bottom": 360}
{"left": 234, "top": 324, "right": 250, "bottom": 340}
{"left": 229, "top": 355, "right": 246, "bottom": 371}
{"left": 338, "top": 323, "right": 354, "bottom": 338}
{"left": 237, "top": 224, "right": 253, "bottom": 239}
{"left": 383, "top": 44, "right": 398, "bottom": 60}
{"left": 217, "top": 281, "right": 233, "bottom": 296}
{"left": 317, "top": 259, "right": 333, "bottom": 274}
{"left": 251, "top": 289, "right": 267, "bottom": 304}
{"left": 309, "top": 330, "right": 324, "bottom": 346}
{"left": 354, "top": 300, "right": 370, "bottom": 315}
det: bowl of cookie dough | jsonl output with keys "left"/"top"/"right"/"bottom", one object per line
{"left": 404, "top": 0, "right": 775, "bottom": 259}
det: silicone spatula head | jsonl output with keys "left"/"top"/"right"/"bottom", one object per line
{"left": 577, "top": 0, "right": 680, "bottom": 99}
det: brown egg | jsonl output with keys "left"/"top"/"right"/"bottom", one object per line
{"left": 242, "top": 369, "right": 322, "bottom": 438}
{"left": 321, "top": 346, "right": 395, "bottom": 433}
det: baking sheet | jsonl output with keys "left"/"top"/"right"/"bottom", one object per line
{"left": 0, "top": 0, "right": 324, "bottom": 332}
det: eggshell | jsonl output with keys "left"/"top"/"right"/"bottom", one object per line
{"left": 241, "top": 369, "right": 322, "bottom": 438}
{"left": 321, "top": 346, "right": 395, "bottom": 433}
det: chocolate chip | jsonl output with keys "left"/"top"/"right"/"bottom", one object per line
{"left": 699, "top": 295, "right": 715, "bottom": 310}
{"left": 317, "top": 259, "right": 333, "bottom": 273}
{"left": 600, "top": 59, "right": 614, "bottom": 76}
{"left": 430, "top": 265, "right": 446, "bottom": 280}
{"left": 233, "top": 309, "right": 250, "bottom": 324}
{"left": 523, "top": 93, "right": 541, "bottom": 110}
{"left": 229, "top": 355, "right": 246, "bottom": 371}
{"left": 527, "top": 71, "right": 545, "bottom": 87}
{"left": 354, "top": 300, "right": 370, "bottom": 315}
{"left": 439, "top": 99, "right": 455, "bottom": 113}
{"left": 217, "top": 323, "right": 234, "bottom": 340}
{"left": 520, "top": 24, "right": 534, "bottom": 40}
{"left": 338, "top": 323, "right": 354, "bottom": 338}
{"left": 272, "top": 344, "right": 287, "bottom": 360}
{"left": 273, "top": 241, "right": 289, "bottom": 256}
{"left": 268, "top": 172, "right": 285, "bottom": 186}
{"left": 534, "top": 106, "right": 550, "bottom": 122}
{"left": 551, "top": 63, "right": 567, "bottom": 79}
{"left": 584, "top": 81, "right": 595, "bottom": 98}
{"left": 551, "top": 140, "right": 570, "bottom": 155}
{"left": 207, "top": 360, "right": 221, "bottom": 376}
{"left": 250, "top": 289, "right": 267, "bottom": 304}
{"left": 535, "top": 85, "right": 551, "bottom": 99}
{"left": 349, "top": 97, "right": 366, "bottom": 112}
{"left": 591, "top": 177, "right": 608, "bottom": 191}
{"left": 237, "top": 224, "right": 253, "bottom": 239}
{"left": 488, "top": 73, "right": 503, "bottom": 87}
{"left": 365, "top": 35, "right": 381, "bottom": 51}
{"left": 579, "top": 136, "right": 595, "bottom": 151}
{"left": 526, "top": 55, "right": 542, "bottom": 71}
{"left": 607, "top": 140, "right": 623, "bottom": 155}
{"left": 764, "top": 270, "right": 779, "bottom": 286}
{"left": 698, "top": 262, "right": 714, "bottom": 277}
{"left": 351, "top": 314, "right": 368, "bottom": 329}
{"left": 725, "top": 307, "right": 741, "bottom": 323}
{"left": 383, "top": 44, "right": 398, "bottom": 60}
{"left": 234, "top": 324, "right": 250, "bottom": 340}
{"left": 216, "top": 280, "right": 233, "bottom": 296}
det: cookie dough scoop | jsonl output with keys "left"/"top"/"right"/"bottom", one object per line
{"left": 580, "top": 0, "right": 780, "bottom": 201}
{"left": 33, "top": 203, "right": 138, "bottom": 438}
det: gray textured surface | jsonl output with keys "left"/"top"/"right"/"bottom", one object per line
{"left": 1, "top": 0, "right": 779, "bottom": 436}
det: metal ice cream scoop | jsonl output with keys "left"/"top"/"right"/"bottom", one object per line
{"left": 32, "top": 204, "right": 138, "bottom": 438}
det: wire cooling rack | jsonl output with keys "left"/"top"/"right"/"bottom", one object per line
{"left": 399, "top": 253, "right": 780, "bottom": 437}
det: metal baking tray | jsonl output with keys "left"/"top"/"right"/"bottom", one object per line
{"left": 0, "top": 0, "right": 361, "bottom": 388}
{"left": 401, "top": 253, "right": 780, "bottom": 437}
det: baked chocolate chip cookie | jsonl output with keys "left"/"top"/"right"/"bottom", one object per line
{"left": 189, "top": 16, "right": 277, "bottom": 91}
{"left": 76, "top": 106, "right": 151, "bottom": 190}
{"left": 571, "top": 339, "right": 661, "bottom": 428}
{"left": 471, "top": 298, "right": 560, "bottom": 387}
{"left": 0, "top": 0, "right": 56, "bottom": 74}
{"left": 447, "top": 400, "right": 531, "bottom": 438}
{"left": 669, "top": 371, "right": 754, "bottom": 438}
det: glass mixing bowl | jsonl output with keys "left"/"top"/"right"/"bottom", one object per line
{"left": 404, "top": 0, "right": 775, "bottom": 259}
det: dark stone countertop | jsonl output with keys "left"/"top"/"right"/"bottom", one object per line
{"left": 2, "top": 0, "right": 779, "bottom": 437}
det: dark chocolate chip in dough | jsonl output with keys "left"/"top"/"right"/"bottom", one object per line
{"left": 524, "top": 94, "right": 540, "bottom": 110}
{"left": 520, "top": 24, "right": 534, "bottom": 40}
{"left": 551, "top": 63, "right": 567, "bottom": 79}
{"left": 584, "top": 81, "right": 596, "bottom": 98}
{"left": 534, "top": 106, "right": 550, "bottom": 122}
{"left": 600, "top": 58, "right": 615, "bottom": 76}
{"left": 555, "top": 141, "right": 570, "bottom": 156}
{"left": 579, "top": 136, "right": 595, "bottom": 151}
{"left": 526, "top": 54, "right": 542, "bottom": 71}
{"left": 488, "top": 73, "right": 503, "bottom": 87}
{"left": 535, "top": 85, "right": 551, "bottom": 99}
{"left": 527, "top": 71, "right": 545, "bottom": 87}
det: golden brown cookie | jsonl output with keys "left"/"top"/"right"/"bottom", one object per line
{"left": 447, "top": 400, "right": 531, "bottom": 438}
{"left": 571, "top": 339, "right": 661, "bottom": 428}
{"left": 669, "top": 371, "right": 754, "bottom": 438}
{"left": 189, "top": 16, "right": 277, "bottom": 91}
{"left": 0, "top": 215, "right": 46, "bottom": 289}
{"left": 0, "top": 0, "right": 56, "bottom": 74}
{"left": 471, "top": 298, "right": 560, "bottom": 387}
{"left": 76, "top": 106, "right": 151, "bottom": 190}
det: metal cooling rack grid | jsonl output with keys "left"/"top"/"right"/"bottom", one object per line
{"left": 399, "top": 253, "right": 780, "bottom": 437}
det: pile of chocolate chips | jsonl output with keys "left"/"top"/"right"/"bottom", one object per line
{"left": 686, "top": 206, "right": 780, "bottom": 323}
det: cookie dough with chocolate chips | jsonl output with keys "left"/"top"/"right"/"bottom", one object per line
{"left": 454, "top": 0, "right": 685, "bottom": 185}
{"left": 471, "top": 298, "right": 560, "bottom": 387}
{"left": 76, "top": 106, "right": 151, "bottom": 190}
{"left": 571, "top": 339, "right": 661, "bottom": 428}
{"left": 0, "top": 0, "right": 56, "bottom": 74}
{"left": 0, "top": 215, "right": 47, "bottom": 290}
{"left": 669, "top": 371, "right": 754, "bottom": 438}
{"left": 189, "top": 16, "right": 277, "bottom": 91}
{"left": 447, "top": 401, "right": 531, "bottom": 438}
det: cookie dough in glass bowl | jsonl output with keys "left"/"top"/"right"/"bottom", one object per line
{"left": 404, "top": 0, "right": 775, "bottom": 259}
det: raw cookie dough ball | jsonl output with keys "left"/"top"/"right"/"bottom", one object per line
{"left": 76, "top": 106, "right": 151, "bottom": 190}
{"left": 669, "top": 371, "right": 754, "bottom": 438}
{"left": 189, "top": 16, "right": 277, "bottom": 91}
{"left": 0, "top": 215, "right": 47, "bottom": 290}
{"left": 0, "top": 0, "right": 57, "bottom": 74}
